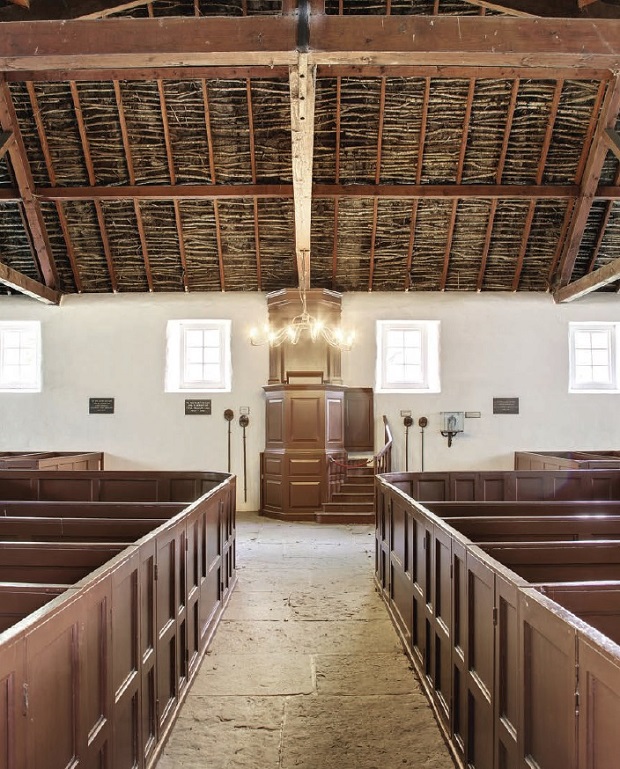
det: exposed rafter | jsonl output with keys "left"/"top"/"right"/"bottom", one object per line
{"left": 290, "top": 53, "right": 316, "bottom": 290}
{"left": 465, "top": 0, "right": 620, "bottom": 16}
{"left": 603, "top": 127, "right": 620, "bottom": 160}
{"left": 0, "top": 79, "right": 59, "bottom": 290}
{"left": 556, "top": 74, "right": 620, "bottom": 287}
{"left": 0, "top": 262, "right": 60, "bottom": 305}
{"left": 555, "top": 256, "right": 620, "bottom": 302}
{"left": 0, "top": 130, "right": 13, "bottom": 159}
{"left": 0, "top": 0, "right": 168, "bottom": 22}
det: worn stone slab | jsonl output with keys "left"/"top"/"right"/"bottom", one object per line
{"left": 287, "top": 589, "right": 386, "bottom": 621}
{"left": 209, "top": 619, "right": 402, "bottom": 655}
{"left": 225, "top": 590, "right": 294, "bottom": 621}
{"left": 236, "top": 565, "right": 375, "bottom": 590}
{"left": 190, "top": 652, "right": 315, "bottom": 696}
{"left": 280, "top": 695, "right": 455, "bottom": 769}
{"left": 157, "top": 696, "right": 284, "bottom": 769}
{"left": 315, "top": 653, "right": 419, "bottom": 695}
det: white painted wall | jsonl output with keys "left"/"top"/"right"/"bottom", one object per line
{"left": 1, "top": 291, "right": 619, "bottom": 508}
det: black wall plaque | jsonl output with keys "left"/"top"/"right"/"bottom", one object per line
{"left": 493, "top": 397, "right": 519, "bottom": 415}
{"left": 89, "top": 397, "right": 115, "bottom": 414}
{"left": 185, "top": 399, "right": 212, "bottom": 415}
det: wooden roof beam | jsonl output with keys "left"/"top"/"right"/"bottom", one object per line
{"left": 3, "top": 17, "right": 620, "bottom": 72}
{"left": 290, "top": 53, "right": 316, "bottom": 290}
{"left": 555, "top": 255, "right": 620, "bottom": 302}
{"left": 308, "top": 16, "right": 620, "bottom": 69}
{"left": 35, "top": 183, "right": 582, "bottom": 200}
{"left": 0, "top": 262, "right": 60, "bottom": 305}
{"left": 0, "top": 130, "right": 14, "bottom": 160}
{"left": 0, "top": 80, "right": 59, "bottom": 290}
{"left": 0, "top": 17, "right": 297, "bottom": 71}
{"left": 603, "top": 127, "right": 620, "bottom": 161}
{"left": 556, "top": 74, "right": 620, "bottom": 287}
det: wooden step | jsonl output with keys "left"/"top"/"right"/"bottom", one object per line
{"left": 339, "top": 482, "right": 374, "bottom": 494}
{"left": 346, "top": 467, "right": 374, "bottom": 477}
{"left": 315, "top": 509, "right": 375, "bottom": 524}
{"left": 331, "top": 492, "right": 374, "bottom": 504}
{"left": 320, "top": 501, "right": 374, "bottom": 514}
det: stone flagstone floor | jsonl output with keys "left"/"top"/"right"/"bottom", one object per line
{"left": 156, "top": 511, "right": 456, "bottom": 769}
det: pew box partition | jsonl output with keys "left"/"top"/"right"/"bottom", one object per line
{"left": 0, "top": 451, "right": 104, "bottom": 470}
{"left": 515, "top": 450, "right": 620, "bottom": 471}
{"left": 0, "top": 470, "right": 236, "bottom": 769}
{"left": 375, "top": 469, "right": 620, "bottom": 769}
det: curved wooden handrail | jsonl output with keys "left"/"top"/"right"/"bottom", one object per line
{"left": 374, "top": 415, "right": 393, "bottom": 475}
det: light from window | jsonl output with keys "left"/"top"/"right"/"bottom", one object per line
{"left": 0, "top": 321, "right": 41, "bottom": 392}
{"left": 376, "top": 320, "right": 440, "bottom": 393}
{"left": 569, "top": 323, "right": 617, "bottom": 392}
{"left": 166, "top": 319, "right": 231, "bottom": 392}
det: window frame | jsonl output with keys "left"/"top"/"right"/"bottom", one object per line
{"left": 375, "top": 320, "right": 440, "bottom": 393}
{"left": 569, "top": 322, "right": 619, "bottom": 393}
{"left": 165, "top": 319, "right": 232, "bottom": 393}
{"left": 0, "top": 321, "right": 42, "bottom": 393}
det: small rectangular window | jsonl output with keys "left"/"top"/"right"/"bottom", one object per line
{"left": 376, "top": 320, "right": 440, "bottom": 393}
{"left": 166, "top": 319, "right": 231, "bottom": 392}
{"left": 0, "top": 321, "right": 41, "bottom": 392}
{"left": 569, "top": 323, "right": 617, "bottom": 392}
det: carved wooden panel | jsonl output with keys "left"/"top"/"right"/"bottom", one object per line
{"left": 326, "top": 394, "right": 344, "bottom": 447}
{"left": 265, "top": 398, "right": 284, "bottom": 447}
{"left": 288, "top": 396, "right": 322, "bottom": 446}
{"left": 345, "top": 388, "right": 374, "bottom": 452}
{"left": 289, "top": 481, "right": 321, "bottom": 511}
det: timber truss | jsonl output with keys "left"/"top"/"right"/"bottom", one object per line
{"left": 0, "top": 0, "right": 620, "bottom": 303}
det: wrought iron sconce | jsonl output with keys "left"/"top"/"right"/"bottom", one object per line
{"left": 440, "top": 411, "right": 464, "bottom": 448}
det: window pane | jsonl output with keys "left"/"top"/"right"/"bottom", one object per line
{"left": 590, "top": 331, "right": 610, "bottom": 349}
{"left": 203, "top": 348, "right": 220, "bottom": 364}
{"left": 202, "top": 364, "right": 220, "bottom": 382}
{"left": 574, "top": 349, "right": 592, "bottom": 366}
{"left": 202, "top": 329, "right": 220, "bottom": 347}
{"left": 591, "top": 349, "right": 610, "bottom": 367}
{"left": 185, "top": 329, "right": 203, "bottom": 348}
{"left": 592, "top": 365, "right": 612, "bottom": 383}
{"left": 185, "top": 347, "right": 203, "bottom": 364}
{"left": 184, "top": 364, "right": 204, "bottom": 382}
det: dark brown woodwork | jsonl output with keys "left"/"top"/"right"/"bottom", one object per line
{"left": 558, "top": 73, "right": 620, "bottom": 286}
{"left": 0, "top": 129, "right": 13, "bottom": 159}
{"left": 344, "top": 387, "right": 374, "bottom": 452}
{"left": 0, "top": 80, "right": 58, "bottom": 289}
{"left": 0, "top": 469, "right": 235, "bottom": 769}
{"left": 0, "top": 451, "right": 103, "bottom": 470}
{"left": 34, "top": 182, "right": 582, "bottom": 202}
{"left": 262, "top": 384, "right": 346, "bottom": 520}
{"left": 0, "top": 261, "right": 60, "bottom": 304}
{"left": 376, "top": 468, "right": 620, "bottom": 769}
{"left": 556, "top": 254, "right": 620, "bottom": 301}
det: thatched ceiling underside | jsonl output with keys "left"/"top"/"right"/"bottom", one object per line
{"left": 1, "top": 0, "right": 620, "bottom": 302}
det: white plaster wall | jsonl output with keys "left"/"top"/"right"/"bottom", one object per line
{"left": 1, "top": 290, "right": 620, "bottom": 507}
{"left": 342, "top": 292, "right": 620, "bottom": 472}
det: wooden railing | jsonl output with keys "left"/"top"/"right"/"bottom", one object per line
{"left": 374, "top": 415, "right": 393, "bottom": 475}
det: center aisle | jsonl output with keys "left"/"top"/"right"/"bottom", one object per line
{"left": 157, "top": 512, "right": 455, "bottom": 769}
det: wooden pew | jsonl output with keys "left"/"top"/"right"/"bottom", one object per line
{"left": 0, "top": 501, "right": 185, "bottom": 518}
{"left": 0, "top": 582, "right": 72, "bottom": 632}
{"left": 425, "top": 500, "right": 620, "bottom": 518}
{"left": 0, "top": 542, "right": 127, "bottom": 583}
{"left": 480, "top": 540, "right": 620, "bottom": 582}
{"left": 533, "top": 581, "right": 620, "bottom": 646}
{"left": 447, "top": 514, "right": 620, "bottom": 542}
{"left": 0, "top": 516, "right": 165, "bottom": 542}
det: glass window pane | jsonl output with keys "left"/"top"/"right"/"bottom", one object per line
{"left": 202, "top": 329, "right": 220, "bottom": 347}
{"left": 185, "top": 347, "right": 203, "bottom": 364}
{"left": 575, "top": 349, "right": 592, "bottom": 367}
{"left": 591, "top": 349, "right": 610, "bottom": 367}
{"left": 203, "top": 348, "right": 220, "bottom": 364}
{"left": 592, "top": 366, "right": 612, "bottom": 383}
{"left": 590, "top": 331, "right": 610, "bottom": 349}
{"left": 202, "top": 364, "right": 220, "bottom": 382}
{"left": 185, "top": 329, "right": 203, "bottom": 348}
{"left": 184, "top": 364, "right": 204, "bottom": 382}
